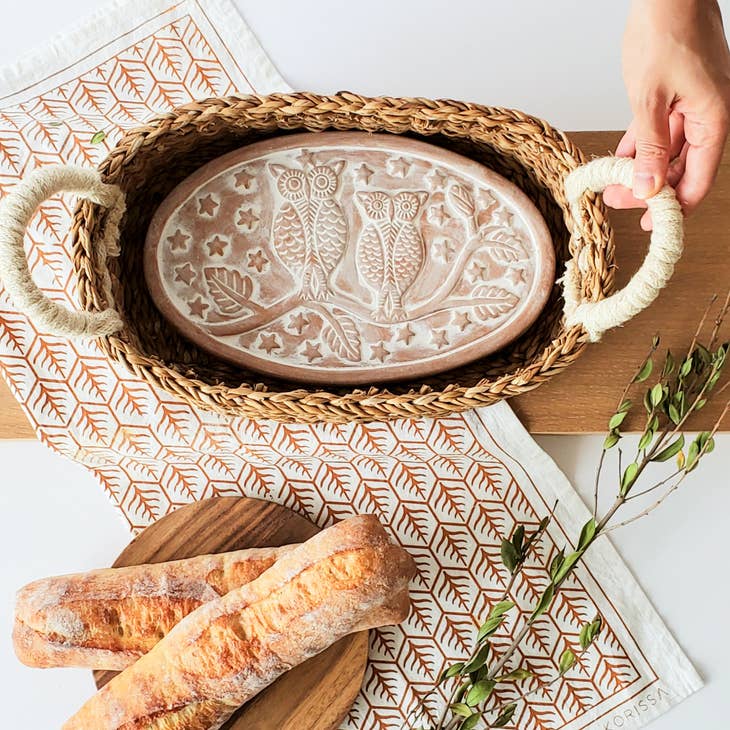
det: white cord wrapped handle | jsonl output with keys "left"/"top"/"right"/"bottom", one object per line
{"left": 562, "top": 156, "right": 684, "bottom": 342}
{"left": 0, "top": 165, "right": 124, "bottom": 339}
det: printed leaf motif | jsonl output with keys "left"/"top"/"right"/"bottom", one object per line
{"left": 471, "top": 285, "right": 519, "bottom": 321}
{"left": 204, "top": 267, "right": 254, "bottom": 317}
{"left": 321, "top": 311, "right": 361, "bottom": 362}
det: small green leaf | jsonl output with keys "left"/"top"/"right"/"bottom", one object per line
{"left": 608, "top": 411, "right": 627, "bottom": 430}
{"left": 650, "top": 383, "right": 664, "bottom": 407}
{"left": 643, "top": 389, "right": 653, "bottom": 414}
{"left": 500, "top": 539, "right": 520, "bottom": 573}
{"left": 603, "top": 431, "right": 620, "bottom": 450}
{"left": 661, "top": 351, "right": 675, "bottom": 377}
{"left": 512, "top": 525, "right": 525, "bottom": 554}
{"left": 489, "top": 600, "right": 515, "bottom": 619}
{"left": 618, "top": 398, "right": 632, "bottom": 413}
{"left": 652, "top": 334, "right": 660, "bottom": 348}
{"left": 680, "top": 356, "right": 693, "bottom": 378}
{"left": 477, "top": 615, "right": 503, "bottom": 642}
{"left": 637, "top": 429, "right": 653, "bottom": 451}
{"left": 451, "top": 702, "right": 472, "bottom": 718}
{"left": 463, "top": 643, "right": 491, "bottom": 674}
{"left": 577, "top": 518, "right": 596, "bottom": 551}
{"left": 695, "top": 344, "right": 711, "bottom": 364}
{"left": 559, "top": 648, "right": 576, "bottom": 675}
{"left": 498, "top": 668, "right": 533, "bottom": 682}
{"left": 554, "top": 550, "right": 582, "bottom": 584}
{"left": 538, "top": 515, "right": 550, "bottom": 532}
{"left": 493, "top": 703, "right": 517, "bottom": 728}
{"left": 440, "top": 662, "right": 465, "bottom": 682}
{"left": 651, "top": 435, "right": 685, "bottom": 463}
{"left": 466, "top": 679, "right": 496, "bottom": 706}
{"left": 668, "top": 403, "right": 681, "bottom": 425}
{"left": 647, "top": 414, "right": 659, "bottom": 432}
{"left": 685, "top": 440, "right": 701, "bottom": 471}
{"left": 550, "top": 549, "right": 565, "bottom": 581}
{"left": 579, "top": 616, "right": 602, "bottom": 649}
{"left": 634, "top": 358, "right": 653, "bottom": 383}
{"left": 695, "top": 398, "right": 707, "bottom": 410}
{"left": 530, "top": 583, "right": 555, "bottom": 622}
{"left": 460, "top": 713, "right": 482, "bottom": 730}
{"left": 620, "top": 462, "right": 639, "bottom": 496}
{"left": 90, "top": 130, "right": 106, "bottom": 144}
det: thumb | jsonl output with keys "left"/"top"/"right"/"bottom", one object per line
{"left": 631, "top": 101, "right": 672, "bottom": 199}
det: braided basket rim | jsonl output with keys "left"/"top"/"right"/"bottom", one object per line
{"left": 70, "top": 92, "right": 614, "bottom": 423}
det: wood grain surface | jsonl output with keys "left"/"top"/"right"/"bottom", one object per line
{"left": 1, "top": 131, "right": 727, "bottom": 437}
{"left": 92, "top": 496, "right": 369, "bottom": 730}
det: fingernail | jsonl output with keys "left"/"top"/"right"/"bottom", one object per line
{"left": 633, "top": 173, "right": 656, "bottom": 200}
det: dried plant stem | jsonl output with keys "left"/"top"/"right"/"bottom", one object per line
{"left": 689, "top": 294, "right": 718, "bottom": 355}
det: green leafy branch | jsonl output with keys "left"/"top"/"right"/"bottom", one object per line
{"left": 404, "top": 293, "right": 729, "bottom": 730}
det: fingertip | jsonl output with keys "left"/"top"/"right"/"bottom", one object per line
{"left": 640, "top": 210, "right": 653, "bottom": 231}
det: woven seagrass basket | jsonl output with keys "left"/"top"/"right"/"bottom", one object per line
{"left": 0, "top": 93, "right": 684, "bottom": 422}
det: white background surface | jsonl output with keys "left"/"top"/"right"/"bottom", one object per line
{"left": 0, "top": 1, "right": 728, "bottom": 728}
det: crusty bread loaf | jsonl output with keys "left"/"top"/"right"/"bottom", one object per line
{"left": 62, "top": 515, "right": 416, "bottom": 730}
{"left": 14, "top": 544, "right": 296, "bottom": 670}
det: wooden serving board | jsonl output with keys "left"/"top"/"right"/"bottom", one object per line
{"left": 0, "top": 131, "right": 728, "bottom": 436}
{"left": 92, "top": 496, "right": 369, "bottom": 730}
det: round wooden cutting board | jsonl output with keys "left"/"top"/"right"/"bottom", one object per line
{"left": 93, "top": 496, "right": 369, "bottom": 730}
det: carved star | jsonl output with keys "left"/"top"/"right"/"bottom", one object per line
{"left": 397, "top": 324, "right": 416, "bottom": 346}
{"left": 452, "top": 311, "right": 472, "bottom": 332}
{"left": 295, "top": 149, "right": 316, "bottom": 167}
{"left": 288, "top": 312, "right": 310, "bottom": 335}
{"left": 245, "top": 249, "right": 267, "bottom": 272}
{"left": 355, "top": 163, "right": 374, "bottom": 185}
{"left": 479, "top": 190, "right": 497, "bottom": 209}
{"left": 234, "top": 169, "right": 256, "bottom": 190}
{"left": 238, "top": 207, "right": 260, "bottom": 230}
{"left": 187, "top": 297, "right": 209, "bottom": 318}
{"left": 167, "top": 229, "right": 189, "bottom": 251}
{"left": 174, "top": 263, "right": 195, "bottom": 285}
{"left": 431, "top": 329, "right": 449, "bottom": 349}
{"left": 371, "top": 341, "right": 390, "bottom": 362}
{"left": 428, "top": 168, "right": 448, "bottom": 189}
{"left": 259, "top": 332, "right": 281, "bottom": 355}
{"left": 505, "top": 267, "right": 526, "bottom": 286}
{"left": 491, "top": 207, "right": 513, "bottom": 227}
{"left": 198, "top": 194, "right": 218, "bottom": 216}
{"left": 206, "top": 235, "right": 228, "bottom": 256}
{"left": 467, "top": 261, "right": 489, "bottom": 282}
{"left": 428, "top": 204, "right": 450, "bottom": 226}
{"left": 302, "top": 341, "right": 322, "bottom": 362}
{"left": 433, "top": 237, "right": 456, "bottom": 263}
{"left": 387, "top": 156, "right": 411, "bottom": 178}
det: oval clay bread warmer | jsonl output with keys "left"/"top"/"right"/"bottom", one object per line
{"left": 144, "top": 132, "right": 555, "bottom": 385}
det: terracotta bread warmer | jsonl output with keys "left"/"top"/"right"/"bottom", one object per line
{"left": 0, "top": 92, "right": 684, "bottom": 423}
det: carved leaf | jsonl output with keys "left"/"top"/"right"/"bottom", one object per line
{"left": 204, "top": 267, "right": 254, "bottom": 316}
{"left": 447, "top": 183, "right": 476, "bottom": 218}
{"left": 321, "top": 311, "right": 361, "bottom": 362}
{"left": 472, "top": 285, "right": 519, "bottom": 320}
{"left": 481, "top": 231, "right": 528, "bottom": 264}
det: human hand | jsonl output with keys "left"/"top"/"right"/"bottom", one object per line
{"left": 603, "top": 0, "right": 730, "bottom": 230}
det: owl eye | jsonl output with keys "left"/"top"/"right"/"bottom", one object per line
{"left": 309, "top": 166, "right": 337, "bottom": 196}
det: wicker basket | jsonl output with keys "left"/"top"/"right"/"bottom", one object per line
{"left": 0, "top": 93, "right": 684, "bottom": 423}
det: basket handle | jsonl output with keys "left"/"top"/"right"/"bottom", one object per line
{"left": 562, "top": 156, "right": 683, "bottom": 342}
{"left": 0, "top": 165, "right": 124, "bottom": 339}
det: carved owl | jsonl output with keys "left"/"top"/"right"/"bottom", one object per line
{"left": 269, "top": 160, "right": 347, "bottom": 300}
{"left": 355, "top": 189, "right": 427, "bottom": 322}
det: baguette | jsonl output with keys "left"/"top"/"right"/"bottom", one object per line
{"left": 62, "top": 514, "right": 416, "bottom": 730}
{"left": 14, "top": 544, "right": 297, "bottom": 670}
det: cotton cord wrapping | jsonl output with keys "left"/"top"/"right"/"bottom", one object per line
{"left": 0, "top": 165, "right": 125, "bottom": 338}
{"left": 562, "top": 156, "right": 684, "bottom": 342}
